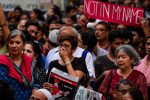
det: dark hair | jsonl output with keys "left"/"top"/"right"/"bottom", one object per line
{"left": 14, "top": 6, "right": 22, "bottom": 14}
{"left": 25, "top": 20, "right": 41, "bottom": 31}
{"left": 59, "top": 34, "right": 78, "bottom": 50}
{"left": 122, "top": 29, "right": 133, "bottom": 45}
{"left": 116, "top": 79, "right": 133, "bottom": 91}
{"left": 66, "top": 5, "right": 77, "bottom": 14}
{"left": 32, "top": 8, "right": 45, "bottom": 21}
{"left": 79, "top": 29, "right": 97, "bottom": 51}
{"left": 108, "top": 30, "right": 125, "bottom": 43}
{"left": 26, "top": 41, "right": 42, "bottom": 57}
{"left": 25, "top": 41, "right": 44, "bottom": 68}
{"left": 125, "top": 88, "right": 144, "bottom": 100}
{"left": 7, "top": 30, "right": 26, "bottom": 44}
{"left": 96, "top": 21, "right": 111, "bottom": 31}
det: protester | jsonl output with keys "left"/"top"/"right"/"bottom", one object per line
{"left": 99, "top": 45, "right": 148, "bottom": 100}
{"left": 24, "top": 41, "right": 46, "bottom": 87}
{"left": 114, "top": 79, "right": 133, "bottom": 100}
{"left": 95, "top": 21, "right": 111, "bottom": 51}
{"left": 43, "top": 31, "right": 88, "bottom": 99}
{"left": 135, "top": 36, "right": 150, "bottom": 99}
{"left": 94, "top": 30, "right": 125, "bottom": 79}
{"left": 45, "top": 26, "right": 95, "bottom": 78}
{"left": 0, "top": 30, "right": 40, "bottom": 100}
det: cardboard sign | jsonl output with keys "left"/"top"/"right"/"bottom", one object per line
{"left": 48, "top": 68, "right": 79, "bottom": 99}
{"left": 84, "top": 0, "right": 144, "bottom": 27}
{"left": 74, "top": 86, "right": 102, "bottom": 100}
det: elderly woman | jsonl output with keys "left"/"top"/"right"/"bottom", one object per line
{"left": 43, "top": 30, "right": 88, "bottom": 99}
{"left": 99, "top": 45, "right": 148, "bottom": 100}
{"left": 0, "top": 30, "right": 39, "bottom": 100}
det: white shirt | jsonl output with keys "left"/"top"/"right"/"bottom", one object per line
{"left": 92, "top": 47, "right": 109, "bottom": 61}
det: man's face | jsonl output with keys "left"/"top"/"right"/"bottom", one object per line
{"left": 27, "top": 25, "right": 39, "bottom": 40}
{"left": 95, "top": 24, "right": 108, "bottom": 41}
{"left": 111, "top": 38, "right": 125, "bottom": 54}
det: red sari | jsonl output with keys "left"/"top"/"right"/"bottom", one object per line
{"left": 99, "top": 69, "right": 148, "bottom": 100}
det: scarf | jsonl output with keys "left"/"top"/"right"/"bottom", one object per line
{"left": 0, "top": 54, "right": 33, "bottom": 86}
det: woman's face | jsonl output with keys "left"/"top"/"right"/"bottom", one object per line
{"left": 59, "top": 40, "right": 73, "bottom": 55}
{"left": 116, "top": 49, "right": 133, "bottom": 69}
{"left": 8, "top": 35, "right": 24, "bottom": 56}
{"left": 24, "top": 44, "right": 34, "bottom": 58}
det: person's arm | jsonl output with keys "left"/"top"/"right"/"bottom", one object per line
{"left": 0, "top": 4, "right": 10, "bottom": 40}
{"left": 59, "top": 47, "right": 84, "bottom": 80}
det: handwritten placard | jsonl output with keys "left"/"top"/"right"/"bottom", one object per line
{"left": 84, "top": 0, "right": 144, "bottom": 27}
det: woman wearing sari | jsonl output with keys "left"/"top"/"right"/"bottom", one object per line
{"left": 0, "top": 30, "right": 39, "bottom": 100}
{"left": 99, "top": 45, "right": 148, "bottom": 100}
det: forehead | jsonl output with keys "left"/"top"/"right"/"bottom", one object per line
{"left": 9, "top": 35, "right": 22, "bottom": 41}
{"left": 113, "top": 38, "right": 125, "bottom": 42}
{"left": 117, "top": 49, "right": 127, "bottom": 55}
{"left": 25, "top": 44, "right": 33, "bottom": 49}
{"left": 28, "top": 25, "right": 38, "bottom": 30}
{"left": 96, "top": 24, "right": 106, "bottom": 29}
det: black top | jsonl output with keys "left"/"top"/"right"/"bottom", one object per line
{"left": 94, "top": 55, "right": 118, "bottom": 79}
{"left": 47, "top": 57, "right": 88, "bottom": 83}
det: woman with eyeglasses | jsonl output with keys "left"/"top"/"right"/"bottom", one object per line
{"left": 43, "top": 32, "right": 88, "bottom": 99}
{"left": 0, "top": 30, "right": 40, "bottom": 100}
{"left": 99, "top": 45, "right": 148, "bottom": 100}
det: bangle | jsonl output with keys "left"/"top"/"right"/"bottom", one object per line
{"left": 65, "top": 61, "right": 70, "bottom": 65}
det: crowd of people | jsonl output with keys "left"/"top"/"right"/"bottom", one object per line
{"left": 0, "top": 0, "right": 150, "bottom": 100}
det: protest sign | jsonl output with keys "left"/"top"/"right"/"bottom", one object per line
{"left": 74, "top": 86, "right": 102, "bottom": 100}
{"left": 48, "top": 68, "right": 79, "bottom": 99}
{"left": 84, "top": 0, "right": 144, "bottom": 27}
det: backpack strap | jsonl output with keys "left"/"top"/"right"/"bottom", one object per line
{"left": 82, "top": 49, "right": 90, "bottom": 60}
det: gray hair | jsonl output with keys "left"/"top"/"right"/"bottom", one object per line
{"left": 115, "top": 45, "right": 140, "bottom": 66}
{"left": 7, "top": 30, "right": 26, "bottom": 44}
{"left": 59, "top": 26, "right": 79, "bottom": 35}
{"left": 57, "top": 26, "right": 79, "bottom": 43}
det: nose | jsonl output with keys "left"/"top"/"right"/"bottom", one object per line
{"left": 12, "top": 43, "right": 17, "bottom": 47}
